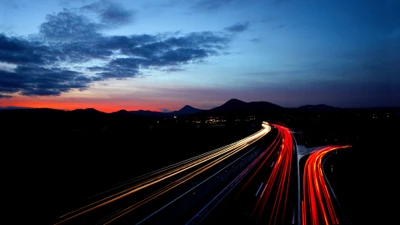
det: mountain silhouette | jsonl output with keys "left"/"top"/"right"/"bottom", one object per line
{"left": 206, "top": 98, "right": 282, "bottom": 114}
{"left": 125, "top": 105, "right": 204, "bottom": 117}
{"left": 71, "top": 108, "right": 105, "bottom": 114}
{"left": 128, "top": 110, "right": 166, "bottom": 117}
{"left": 211, "top": 98, "right": 247, "bottom": 112}
{"left": 246, "top": 100, "right": 283, "bottom": 110}
{"left": 2, "top": 99, "right": 378, "bottom": 117}
{"left": 112, "top": 109, "right": 128, "bottom": 114}
{"left": 172, "top": 105, "right": 204, "bottom": 116}
{"left": 297, "top": 104, "right": 337, "bottom": 111}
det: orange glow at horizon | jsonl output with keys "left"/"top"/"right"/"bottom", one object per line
{"left": 0, "top": 96, "right": 184, "bottom": 113}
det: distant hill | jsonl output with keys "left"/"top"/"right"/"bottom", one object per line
{"left": 297, "top": 104, "right": 337, "bottom": 111}
{"left": 246, "top": 100, "right": 283, "bottom": 111}
{"left": 206, "top": 98, "right": 282, "bottom": 114}
{"left": 124, "top": 105, "right": 204, "bottom": 117}
{"left": 112, "top": 109, "right": 128, "bottom": 114}
{"left": 128, "top": 110, "right": 166, "bottom": 117}
{"left": 209, "top": 98, "right": 247, "bottom": 113}
{"left": 71, "top": 108, "right": 105, "bottom": 115}
{"left": 7, "top": 99, "right": 397, "bottom": 118}
{"left": 172, "top": 105, "right": 204, "bottom": 116}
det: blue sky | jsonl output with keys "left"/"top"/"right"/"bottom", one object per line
{"left": 0, "top": 0, "right": 399, "bottom": 112}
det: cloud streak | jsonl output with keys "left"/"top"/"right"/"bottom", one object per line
{"left": 80, "top": 0, "right": 135, "bottom": 27}
{"left": 224, "top": 22, "right": 250, "bottom": 33}
{"left": 0, "top": 3, "right": 232, "bottom": 98}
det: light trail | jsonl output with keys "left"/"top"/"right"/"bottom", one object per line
{"left": 219, "top": 123, "right": 294, "bottom": 225}
{"left": 103, "top": 139, "right": 254, "bottom": 224}
{"left": 301, "top": 145, "right": 352, "bottom": 225}
{"left": 136, "top": 146, "right": 259, "bottom": 225}
{"left": 184, "top": 124, "right": 352, "bottom": 225}
{"left": 250, "top": 124, "right": 294, "bottom": 225}
{"left": 54, "top": 122, "right": 271, "bottom": 225}
{"left": 186, "top": 128, "right": 282, "bottom": 225}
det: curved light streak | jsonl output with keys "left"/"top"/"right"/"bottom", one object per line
{"left": 301, "top": 145, "right": 352, "bottom": 225}
{"left": 54, "top": 122, "right": 271, "bottom": 225}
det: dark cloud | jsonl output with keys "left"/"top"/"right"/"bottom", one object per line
{"left": 250, "top": 38, "right": 261, "bottom": 43}
{"left": 57, "top": 40, "right": 113, "bottom": 62}
{"left": 0, "top": 94, "right": 12, "bottom": 98}
{"left": 90, "top": 58, "right": 141, "bottom": 79}
{"left": 81, "top": 0, "right": 135, "bottom": 26}
{"left": 0, "top": 34, "right": 55, "bottom": 64}
{"left": 162, "top": 67, "right": 185, "bottom": 72}
{"left": 193, "top": 0, "right": 234, "bottom": 11}
{"left": 0, "top": 65, "right": 94, "bottom": 96}
{"left": 224, "top": 22, "right": 250, "bottom": 33}
{"left": 96, "top": 35, "right": 156, "bottom": 50}
{"left": 0, "top": 8, "right": 232, "bottom": 98}
{"left": 89, "top": 32, "right": 229, "bottom": 79}
{"left": 40, "top": 9, "right": 101, "bottom": 42}
{"left": 160, "top": 48, "right": 208, "bottom": 64}
{"left": 164, "top": 32, "right": 229, "bottom": 49}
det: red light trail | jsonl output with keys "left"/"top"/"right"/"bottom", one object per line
{"left": 302, "top": 145, "right": 352, "bottom": 225}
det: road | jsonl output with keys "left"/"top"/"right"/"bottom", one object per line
{"left": 53, "top": 122, "right": 352, "bottom": 225}
{"left": 188, "top": 124, "right": 298, "bottom": 225}
{"left": 300, "top": 145, "right": 352, "bottom": 225}
{"left": 184, "top": 125, "right": 352, "bottom": 225}
{"left": 53, "top": 122, "right": 272, "bottom": 225}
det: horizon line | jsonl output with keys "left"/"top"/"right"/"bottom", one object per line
{"left": 1, "top": 103, "right": 399, "bottom": 114}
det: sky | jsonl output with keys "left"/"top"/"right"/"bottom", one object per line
{"left": 0, "top": 0, "right": 399, "bottom": 112}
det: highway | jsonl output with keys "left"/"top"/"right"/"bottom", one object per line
{"left": 188, "top": 124, "right": 298, "bottom": 225}
{"left": 300, "top": 145, "right": 352, "bottom": 225}
{"left": 53, "top": 122, "right": 272, "bottom": 225}
{"left": 53, "top": 122, "right": 352, "bottom": 225}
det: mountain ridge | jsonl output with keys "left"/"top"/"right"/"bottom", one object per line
{"left": 296, "top": 104, "right": 337, "bottom": 110}
{"left": 3, "top": 99, "right": 391, "bottom": 115}
{"left": 172, "top": 105, "right": 204, "bottom": 115}
{"left": 203, "top": 98, "right": 282, "bottom": 115}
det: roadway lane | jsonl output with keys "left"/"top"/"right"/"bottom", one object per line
{"left": 190, "top": 124, "right": 298, "bottom": 225}
{"left": 53, "top": 122, "right": 272, "bottom": 225}
{"left": 126, "top": 145, "right": 266, "bottom": 225}
{"left": 300, "top": 145, "right": 352, "bottom": 225}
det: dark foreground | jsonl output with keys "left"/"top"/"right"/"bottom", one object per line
{"left": 295, "top": 115, "right": 398, "bottom": 225}
{"left": 1, "top": 107, "right": 398, "bottom": 225}
{"left": 1, "top": 109, "right": 258, "bottom": 225}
